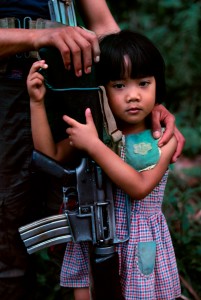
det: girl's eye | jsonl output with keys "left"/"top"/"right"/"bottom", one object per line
{"left": 113, "top": 83, "right": 124, "bottom": 89}
{"left": 139, "top": 80, "right": 150, "bottom": 87}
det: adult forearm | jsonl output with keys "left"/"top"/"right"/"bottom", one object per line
{"left": 0, "top": 28, "right": 37, "bottom": 57}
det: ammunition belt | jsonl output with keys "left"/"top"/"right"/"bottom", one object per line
{"left": 0, "top": 17, "right": 66, "bottom": 29}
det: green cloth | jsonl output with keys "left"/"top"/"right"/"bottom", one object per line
{"left": 124, "top": 130, "right": 161, "bottom": 172}
{"left": 137, "top": 241, "right": 156, "bottom": 275}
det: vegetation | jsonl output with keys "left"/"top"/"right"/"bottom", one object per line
{"left": 35, "top": 1, "right": 201, "bottom": 299}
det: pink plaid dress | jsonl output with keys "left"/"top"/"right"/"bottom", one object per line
{"left": 60, "top": 140, "right": 181, "bottom": 299}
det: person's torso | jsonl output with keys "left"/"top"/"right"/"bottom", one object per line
{"left": 0, "top": 0, "right": 50, "bottom": 20}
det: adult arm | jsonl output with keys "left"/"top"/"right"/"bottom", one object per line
{"left": 0, "top": 27, "right": 99, "bottom": 77}
{"left": 0, "top": 0, "right": 119, "bottom": 76}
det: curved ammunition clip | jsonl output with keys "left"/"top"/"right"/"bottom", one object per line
{"left": 19, "top": 214, "right": 72, "bottom": 254}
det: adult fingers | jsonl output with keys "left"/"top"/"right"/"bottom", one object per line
{"left": 151, "top": 104, "right": 175, "bottom": 146}
{"left": 77, "top": 26, "right": 100, "bottom": 66}
{"left": 171, "top": 127, "right": 186, "bottom": 163}
{"left": 158, "top": 113, "right": 175, "bottom": 147}
{"left": 151, "top": 108, "right": 162, "bottom": 139}
{"left": 53, "top": 27, "right": 100, "bottom": 77}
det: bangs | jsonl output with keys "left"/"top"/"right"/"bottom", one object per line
{"left": 101, "top": 45, "right": 156, "bottom": 81}
{"left": 96, "top": 30, "right": 166, "bottom": 103}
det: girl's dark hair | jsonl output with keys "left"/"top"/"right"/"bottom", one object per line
{"left": 97, "top": 30, "right": 166, "bottom": 103}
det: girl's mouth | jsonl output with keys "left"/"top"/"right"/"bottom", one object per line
{"left": 126, "top": 107, "right": 141, "bottom": 114}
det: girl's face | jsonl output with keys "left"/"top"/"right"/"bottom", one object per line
{"left": 105, "top": 58, "right": 156, "bottom": 135}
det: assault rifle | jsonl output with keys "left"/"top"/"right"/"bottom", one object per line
{"left": 19, "top": 150, "right": 129, "bottom": 299}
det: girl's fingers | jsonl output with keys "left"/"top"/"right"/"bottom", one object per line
{"left": 30, "top": 60, "right": 48, "bottom": 74}
{"left": 85, "top": 108, "right": 93, "bottom": 124}
{"left": 63, "top": 115, "right": 79, "bottom": 128}
{"left": 63, "top": 109, "right": 95, "bottom": 129}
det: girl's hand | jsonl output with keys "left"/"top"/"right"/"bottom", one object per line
{"left": 63, "top": 108, "right": 99, "bottom": 152}
{"left": 27, "top": 60, "right": 48, "bottom": 104}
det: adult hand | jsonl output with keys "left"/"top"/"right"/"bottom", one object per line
{"left": 34, "top": 26, "right": 100, "bottom": 77}
{"left": 151, "top": 104, "right": 185, "bottom": 163}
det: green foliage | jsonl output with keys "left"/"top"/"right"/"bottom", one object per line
{"left": 164, "top": 170, "right": 201, "bottom": 299}
{"left": 34, "top": 248, "right": 74, "bottom": 300}
{"left": 34, "top": 250, "right": 61, "bottom": 300}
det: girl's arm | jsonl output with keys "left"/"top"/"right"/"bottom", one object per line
{"left": 27, "top": 60, "right": 73, "bottom": 162}
{"left": 64, "top": 108, "right": 177, "bottom": 199}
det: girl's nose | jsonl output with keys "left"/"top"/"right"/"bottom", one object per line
{"left": 125, "top": 88, "right": 141, "bottom": 103}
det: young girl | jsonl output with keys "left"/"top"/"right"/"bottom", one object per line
{"left": 27, "top": 30, "right": 181, "bottom": 299}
